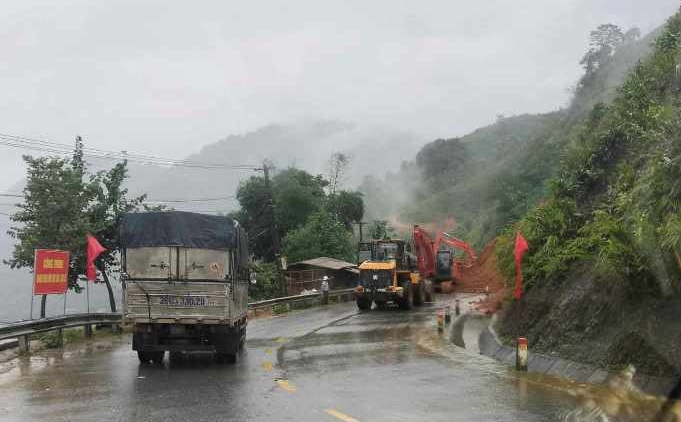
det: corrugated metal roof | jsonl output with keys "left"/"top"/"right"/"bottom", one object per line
{"left": 291, "top": 256, "right": 357, "bottom": 271}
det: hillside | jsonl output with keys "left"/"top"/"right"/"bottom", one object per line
{"left": 358, "top": 22, "right": 660, "bottom": 251}
{"left": 494, "top": 11, "right": 681, "bottom": 377}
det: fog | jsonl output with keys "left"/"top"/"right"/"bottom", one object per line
{"left": 0, "top": 1, "right": 677, "bottom": 192}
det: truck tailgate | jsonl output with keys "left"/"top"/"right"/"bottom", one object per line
{"left": 124, "top": 281, "right": 247, "bottom": 324}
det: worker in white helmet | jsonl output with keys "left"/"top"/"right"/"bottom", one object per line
{"left": 321, "top": 275, "right": 330, "bottom": 305}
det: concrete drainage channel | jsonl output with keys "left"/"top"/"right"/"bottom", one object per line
{"left": 458, "top": 313, "right": 678, "bottom": 396}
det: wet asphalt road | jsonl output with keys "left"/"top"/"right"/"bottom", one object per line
{"left": 0, "top": 297, "right": 584, "bottom": 421}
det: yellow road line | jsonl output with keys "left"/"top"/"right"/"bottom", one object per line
{"left": 261, "top": 361, "right": 273, "bottom": 371}
{"left": 276, "top": 379, "right": 296, "bottom": 392}
{"left": 325, "top": 408, "right": 359, "bottom": 422}
{"left": 264, "top": 348, "right": 273, "bottom": 355}
{"left": 275, "top": 337, "right": 286, "bottom": 343}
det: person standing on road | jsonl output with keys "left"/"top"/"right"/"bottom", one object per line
{"left": 321, "top": 276, "right": 330, "bottom": 305}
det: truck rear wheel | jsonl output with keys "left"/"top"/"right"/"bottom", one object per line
{"left": 215, "top": 352, "right": 237, "bottom": 364}
{"left": 357, "top": 297, "right": 372, "bottom": 310}
{"left": 151, "top": 351, "right": 165, "bottom": 364}
{"left": 138, "top": 351, "right": 164, "bottom": 364}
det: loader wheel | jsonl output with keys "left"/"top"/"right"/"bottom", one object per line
{"left": 150, "top": 351, "right": 165, "bottom": 364}
{"left": 413, "top": 282, "right": 425, "bottom": 307}
{"left": 375, "top": 300, "right": 387, "bottom": 309}
{"left": 424, "top": 279, "right": 434, "bottom": 303}
{"left": 398, "top": 283, "right": 413, "bottom": 310}
{"left": 357, "top": 298, "right": 372, "bottom": 310}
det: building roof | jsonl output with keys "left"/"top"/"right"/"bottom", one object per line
{"left": 288, "top": 256, "right": 357, "bottom": 271}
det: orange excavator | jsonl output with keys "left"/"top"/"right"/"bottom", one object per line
{"left": 413, "top": 225, "right": 477, "bottom": 293}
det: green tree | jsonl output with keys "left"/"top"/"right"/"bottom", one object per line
{"left": 327, "top": 152, "right": 351, "bottom": 194}
{"left": 7, "top": 145, "right": 91, "bottom": 317}
{"left": 86, "top": 161, "right": 145, "bottom": 312}
{"left": 273, "top": 168, "right": 327, "bottom": 233}
{"left": 580, "top": 24, "right": 625, "bottom": 75}
{"left": 248, "top": 262, "right": 281, "bottom": 301}
{"left": 6, "top": 137, "right": 144, "bottom": 316}
{"left": 368, "top": 220, "right": 395, "bottom": 240}
{"left": 326, "top": 190, "right": 364, "bottom": 230}
{"left": 236, "top": 167, "right": 327, "bottom": 259}
{"left": 282, "top": 210, "right": 355, "bottom": 263}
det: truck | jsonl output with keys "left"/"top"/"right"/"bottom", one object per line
{"left": 120, "top": 211, "right": 250, "bottom": 364}
{"left": 355, "top": 239, "right": 432, "bottom": 310}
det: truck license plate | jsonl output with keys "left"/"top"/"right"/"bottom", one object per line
{"left": 158, "top": 295, "right": 207, "bottom": 307}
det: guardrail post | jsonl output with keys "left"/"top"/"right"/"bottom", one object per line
{"left": 84, "top": 324, "right": 93, "bottom": 338}
{"left": 17, "top": 335, "right": 30, "bottom": 354}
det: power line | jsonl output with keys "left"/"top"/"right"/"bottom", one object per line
{"left": 0, "top": 194, "right": 236, "bottom": 205}
{"left": 0, "top": 133, "right": 260, "bottom": 170}
{"left": 145, "top": 196, "right": 235, "bottom": 204}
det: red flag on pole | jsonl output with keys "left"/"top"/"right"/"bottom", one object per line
{"left": 86, "top": 234, "right": 106, "bottom": 281}
{"left": 513, "top": 231, "right": 529, "bottom": 299}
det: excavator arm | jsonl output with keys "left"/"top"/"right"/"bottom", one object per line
{"left": 412, "top": 225, "right": 435, "bottom": 278}
{"left": 434, "top": 232, "right": 477, "bottom": 265}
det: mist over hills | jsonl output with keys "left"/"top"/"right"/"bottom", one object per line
{"left": 121, "top": 120, "right": 423, "bottom": 211}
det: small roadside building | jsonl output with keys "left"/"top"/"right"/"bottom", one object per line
{"left": 284, "top": 257, "right": 359, "bottom": 295}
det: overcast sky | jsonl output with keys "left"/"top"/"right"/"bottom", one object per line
{"left": 0, "top": 0, "right": 678, "bottom": 190}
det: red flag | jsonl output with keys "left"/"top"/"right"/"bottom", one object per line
{"left": 86, "top": 234, "right": 106, "bottom": 281}
{"left": 513, "top": 231, "right": 529, "bottom": 299}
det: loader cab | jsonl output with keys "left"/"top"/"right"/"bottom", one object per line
{"left": 358, "top": 239, "right": 407, "bottom": 266}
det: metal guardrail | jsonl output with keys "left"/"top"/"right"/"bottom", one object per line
{"left": 0, "top": 288, "right": 357, "bottom": 351}
{"left": 248, "top": 288, "right": 355, "bottom": 311}
{"left": 0, "top": 313, "right": 121, "bottom": 342}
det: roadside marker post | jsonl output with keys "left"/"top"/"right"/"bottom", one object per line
{"left": 516, "top": 337, "right": 528, "bottom": 371}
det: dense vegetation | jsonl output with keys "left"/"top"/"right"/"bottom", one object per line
{"left": 496, "top": 11, "right": 681, "bottom": 296}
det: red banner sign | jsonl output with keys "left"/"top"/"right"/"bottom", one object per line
{"left": 33, "top": 249, "right": 70, "bottom": 295}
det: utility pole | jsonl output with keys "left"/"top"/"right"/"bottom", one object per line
{"left": 262, "top": 161, "right": 281, "bottom": 258}
{"left": 262, "top": 160, "right": 285, "bottom": 295}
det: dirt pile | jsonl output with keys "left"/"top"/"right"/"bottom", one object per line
{"left": 453, "top": 239, "right": 508, "bottom": 313}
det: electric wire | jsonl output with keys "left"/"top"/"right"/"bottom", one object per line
{"left": 0, "top": 133, "right": 260, "bottom": 170}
